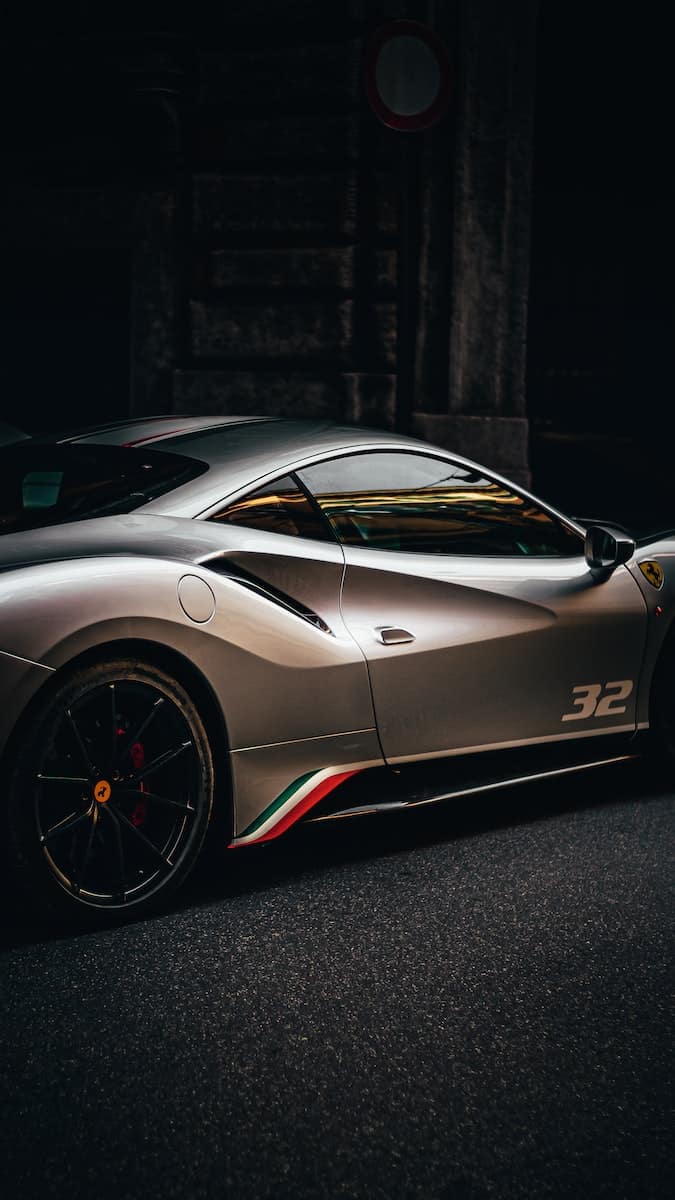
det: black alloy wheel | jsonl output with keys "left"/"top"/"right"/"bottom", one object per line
{"left": 6, "top": 659, "right": 215, "bottom": 923}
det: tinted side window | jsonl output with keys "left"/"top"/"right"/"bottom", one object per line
{"left": 298, "top": 452, "right": 582, "bottom": 557}
{"left": 208, "top": 475, "right": 333, "bottom": 541}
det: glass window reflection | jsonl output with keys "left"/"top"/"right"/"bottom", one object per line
{"left": 209, "top": 475, "right": 333, "bottom": 541}
{"left": 298, "top": 452, "right": 582, "bottom": 557}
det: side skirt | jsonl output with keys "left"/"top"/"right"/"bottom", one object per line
{"left": 228, "top": 732, "right": 647, "bottom": 847}
{"left": 304, "top": 732, "right": 647, "bottom": 826}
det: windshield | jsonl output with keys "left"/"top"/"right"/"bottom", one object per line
{"left": 0, "top": 443, "right": 207, "bottom": 535}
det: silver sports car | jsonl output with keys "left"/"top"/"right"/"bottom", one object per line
{"left": 1, "top": 415, "right": 673, "bottom": 923}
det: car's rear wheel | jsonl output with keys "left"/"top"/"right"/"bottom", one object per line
{"left": 6, "top": 659, "right": 214, "bottom": 924}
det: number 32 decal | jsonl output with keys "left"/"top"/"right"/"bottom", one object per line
{"left": 561, "top": 680, "right": 633, "bottom": 722}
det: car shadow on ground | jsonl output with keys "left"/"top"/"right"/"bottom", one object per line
{"left": 1, "top": 758, "right": 668, "bottom": 949}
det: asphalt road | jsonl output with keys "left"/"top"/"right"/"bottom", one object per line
{"left": 1, "top": 763, "right": 673, "bottom": 1200}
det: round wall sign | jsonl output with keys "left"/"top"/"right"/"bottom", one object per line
{"left": 364, "top": 20, "right": 452, "bottom": 131}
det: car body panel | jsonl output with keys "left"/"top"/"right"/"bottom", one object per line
{"left": 340, "top": 548, "right": 649, "bottom": 761}
{"left": 0, "top": 512, "right": 346, "bottom": 635}
{"left": 0, "top": 552, "right": 377, "bottom": 768}
{"left": 229, "top": 730, "right": 383, "bottom": 843}
{"left": 626, "top": 547, "right": 675, "bottom": 725}
{"left": 2, "top": 418, "right": 675, "bottom": 860}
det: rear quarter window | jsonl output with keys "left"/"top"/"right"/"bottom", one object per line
{"left": 0, "top": 445, "right": 207, "bottom": 535}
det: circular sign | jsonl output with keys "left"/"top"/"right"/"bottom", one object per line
{"left": 94, "top": 780, "right": 112, "bottom": 804}
{"left": 364, "top": 20, "right": 452, "bottom": 131}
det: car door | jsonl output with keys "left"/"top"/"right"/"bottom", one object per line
{"left": 298, "top": 450, "right": 648, "bottom": 764}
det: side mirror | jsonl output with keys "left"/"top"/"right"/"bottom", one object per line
{"left": 584, "top": 524, "right": 635, "bottom": 576}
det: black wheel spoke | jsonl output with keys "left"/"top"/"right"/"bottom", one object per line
{"left": 109, "top": 682, "right": 118, "bottom": 770}
{"left": 37, "top": 774, "right": 89, "bottom": 786}
{"left": 66, "top": 708, "right": 96, "bottom": 776}
{"left": 102, "top": 806, "right": 127, "bottom": 902}
{"left": 117, "top": 788, "right": 195, "bottom": 815}
{"left": 113, "top": 807, "right": 174, "bottom": 871}
{"left": 126, "top": 698, "right": 164, "bottom": 754}
{"left": 41, "top": 807, "right": 92, "bottom": 844}
{"left": 132, "top": 740, "right": 192, "bottom": 783}
{"left": 71, "top": 812, "right": 97, "bottom": 893}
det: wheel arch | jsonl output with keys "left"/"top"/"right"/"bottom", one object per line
{"left": 0, "top": 637, "right": 233, "bottom": 840}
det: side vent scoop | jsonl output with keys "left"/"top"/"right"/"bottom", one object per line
{"left": 199, "top": 556, "right": 334, "bottom": 636}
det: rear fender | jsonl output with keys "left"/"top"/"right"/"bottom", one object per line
{"left": 0, "top": 556, "right": 376, "bottom": 753}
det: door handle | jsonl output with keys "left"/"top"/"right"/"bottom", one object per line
{"left": 375, "top": 626, "right": 416, "bottom": 645}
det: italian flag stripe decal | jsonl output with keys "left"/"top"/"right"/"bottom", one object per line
{"left": 231, "top": 766, "right": 361, "bottom": 847}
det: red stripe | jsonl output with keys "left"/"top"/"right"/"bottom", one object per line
{"left": 251, "top": 769, "right": 360, "bottom": 844}
{"left": 121, "top": 426, "right": 194, "bottom": 447}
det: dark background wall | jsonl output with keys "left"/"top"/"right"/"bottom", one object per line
{"left": 528, "top": 2, "right": 673, "bottom": 528}
{"left": 0, "top": 2, "right": 672, "bottom": 529}
{"left": 0, "top": 249, "right": 130, "bottom": 431}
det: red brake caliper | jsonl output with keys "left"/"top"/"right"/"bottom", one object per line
{"left": 129, "top": 741, "right": 147, "bottom": 827}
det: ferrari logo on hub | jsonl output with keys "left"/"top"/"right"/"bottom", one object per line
{"left": 94, "top": 779, "right": 112, "bottom": 804}
{"left": 639, "top": 560, "right": 664, "bottom": 589}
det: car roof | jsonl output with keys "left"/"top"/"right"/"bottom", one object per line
{"left": 21, "top": 413, "right": 466, "bottom": 517}
{"left": 1, "top": 414, "right": 586, "bottom": 537}
{"left": 53, "top": 414, "right": 271, "bottom": 446}
{"left": 134, "top": 418, "right": 443, "bottom": 516}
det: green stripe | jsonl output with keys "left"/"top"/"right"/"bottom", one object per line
{"left": 239, "top": 770, "right": 318, "bottom": 839}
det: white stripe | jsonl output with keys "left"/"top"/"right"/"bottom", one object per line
{"left": 231, "top": 767, "right": 342, "bottom": 846}
{"left": 231, "top": 763, "right": 367, "bottom": 846}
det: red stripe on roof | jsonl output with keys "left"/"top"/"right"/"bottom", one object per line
{"left": 121, "top": 426, "right": 194, "bottom": 447}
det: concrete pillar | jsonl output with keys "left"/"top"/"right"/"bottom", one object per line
{"left": 130, "top": 190, "right": 180, "bottom": 416}
{"left": 413, "top": 0, "right": 537, "bottom": 485}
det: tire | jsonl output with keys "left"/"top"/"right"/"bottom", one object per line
{"left": 5, "top": 658, "right": 215, "bottom": 925}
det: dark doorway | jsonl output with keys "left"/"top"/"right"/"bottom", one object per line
{"left": 527, "top": 4, "right": 674, "bottom": 533}
{"left": 0, "top": 249, "right": 130, "bottom": 435}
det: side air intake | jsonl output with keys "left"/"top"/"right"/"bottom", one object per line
{"left": 199, "top": 556, "right": 334, "bottom": 636}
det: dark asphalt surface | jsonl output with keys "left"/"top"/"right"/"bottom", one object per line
{"left": 1, "top": 763, "right": 673, "bottom": 1200}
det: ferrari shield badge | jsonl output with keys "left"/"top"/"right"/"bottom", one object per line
{"left": 639, "top": 560, "right": 664, "bottom": 590}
